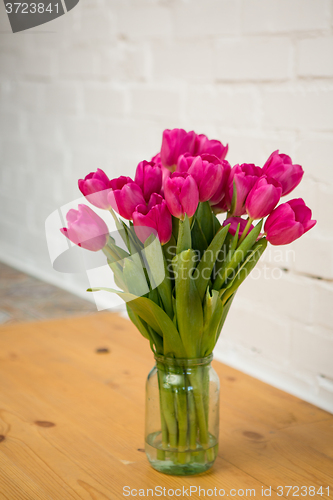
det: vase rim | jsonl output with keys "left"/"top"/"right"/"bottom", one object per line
{"left": 154, "top": 353, "right": 213, "bottom": 366}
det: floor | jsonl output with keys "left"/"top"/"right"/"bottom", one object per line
{"left": 0, "top": 261, "right": 96, "bottom": 325}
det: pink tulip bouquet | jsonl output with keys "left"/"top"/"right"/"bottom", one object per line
{"left": 60, "top": 128, "right": 316, "bottom": 474}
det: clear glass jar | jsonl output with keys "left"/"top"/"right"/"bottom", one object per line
{"left": 145, "top": 354, "right": 220, "bottom": 475}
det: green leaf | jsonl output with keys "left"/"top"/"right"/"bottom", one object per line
{"left": 87, "top": 287, "right": 186, "bottom": 357}
{"left": 108, "top": 261, "right": 128, "bottom": 292}
{"left": 147, "top": 324, "right": 164, "bottom": 354}
{"left": 122, "top": 258, "right": 149, "bottom": 297}
{"left": 195, "top": 224, "right": 230, "bottom": 301}
{"left": 221, "top": 238, "right": 267, "bottom": 304}
{"left": 196, "top": 201, "right": 214, "bottom": 244}
{"left": 109, "top": 208, "right": 131, "bottom": 251}
{"left": 214, "top": 293, "right": 235, "bottom": 345}
{"left": 143, "top": 235, "right": 173, "bottom": 318}
{"left": 110, "top": 243, "right": 130, "bottom": 261}
{"left": 213, "top": 220, "right": 262, "bottom": 290}
{"left": 212, "top": 214, "right": 221, "bottom": 235}
{"left": 212, "top": 224, "right": 239, "bottom": 289}
{"left": 176, "top": 214, "right": 191, "bottom": 254}
{"left": 191, "top": 218, "right": 208, "bottom": 257}
{"left": 173, "top": 249, "right": 204, "bottom": 358}
{"left": 143, "top": 235, "right": 165, "bottom": 288}
{"left": 172, "top": 216, "right": 179, "bottom": 243}
{"left": 230, "top": 178, "right": 237, "bottom": 215}
{"left": 201, "top": 289, "right": 223, "bottom": 357}
{"left": 163, "top": 234, "right": 177, "bottom": 264}
{"left": 126, "top": 304, "right": 150, "bottom": 341}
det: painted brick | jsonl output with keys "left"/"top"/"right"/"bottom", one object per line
{"left": 221, "top": 133, "right": 295, "bottom": 167}
{"left": 1, "top": 139, "right": 30, "bottom": 168}
{"left": 314, "top": 183, "right": 333, "bottom": 236}
{"left": 313, "top": 281, "right": 333, "bottom": 330}
{"left": 0, "top": 112, "right": 22, "bottom": 140}
{"left": 23, "top": 114, "right": 60, "bottom": 146}
{"left": 79, "top": 7, "right": 117, "bottom": 44}
{"left": 83, "top": 86, "right": 126, "bottom": 117}
{"left": 99, "top": 46, "right": 148, "bottom": 82}
{"left": 117, "top": 6, "right": 173, "bottom": 40}
{"left": 263, "top": 89, "right": 333, "bottom": 131}
{"left": 31, "top": 144, "right": 67, "bottom": 179}
{"left": 291, "top": 323, "right": 333, "bottom": 379}
{"left": 59, "top": 117, "right": 108, "bottom": 149}
{"left": 186, "top": 86, "right": 258, "bottom": 127}
{"left": 105, "top": 119, "right": 163, "bottom": 164}
{"left": 238, "top": 269, "right": 314, "bottom": 324}
{"left": 58, "top": 48, "right": 96, "bottom": 79}
{"left": 44, "top": 84, "right": 80, "bottom": 115}
{"left": 214, "top": 38, "right": 292, "bottom": 81}
{"left": 297, "top": 37, "right": 333, "bottom": 78}
{"left": 242, "top": 0, "right": 331, "bottom": 34}
{"left": 174, "top": 0, "right": 240, "bottom": 38}
{"left": 152, "top": 42, "right": 213, "bottom": 82}
{"left": 295, "top": 134, "right": 333, "bottom": 184}
{"left": 131, "top": 87, "right": 181, "bottom": 120}
{"left": 221, "top": 303, "right": 290, "bottom": 364}
{"left": 22, "top": 51, "right": 56, "bottom": 79}
{"left": 11, "top": 82, "right": 44, "bottom": 113}
{"left": 292, "top": 232, "right": 333, "bottom": 280}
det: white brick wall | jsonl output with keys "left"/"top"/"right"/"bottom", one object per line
{"left": 0, "top": 0, "right": 332, "bottom": 412}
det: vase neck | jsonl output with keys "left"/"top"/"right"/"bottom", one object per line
{"left": 154, "top": 354, "right": 213, "bottom": 369}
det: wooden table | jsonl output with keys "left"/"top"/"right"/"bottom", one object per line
{"left": 0, "top": 313, "right": 332, "bottom": 499}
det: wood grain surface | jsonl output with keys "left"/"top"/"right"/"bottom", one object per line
{"left": 0, "top": 313, "right": 332, "bottom": 499}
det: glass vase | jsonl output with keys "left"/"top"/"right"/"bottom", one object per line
{"left": 145, "top": 354, "right": 220, "bottom": 475}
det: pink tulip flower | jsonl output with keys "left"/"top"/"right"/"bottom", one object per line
{"left": 60, "top": 204, "right": 108, "bottom": 251}
{"left": 78, "top": 168, "right": 111, "bottom": 210}
{"left": 208, "top": 158, "right": 231, "bottom": 205}
{"left": 160, "top": 128, "right": 196, "bottom": 170}
{"left": 227, "top": 164, "right": 263, "bottom": 216}
{"left": 133, "top": 193, "right": 172, "bottom": 245}
{"left": 263, "top": 150, "right": 304, "bottom": 196}
{"left": 264, "top": 198, "right": 316, "bottom": 245}
{"left": 246, "top": 176, "right": 282, "bottom": 220}
{"left": 135, "top": 160, "right": 162, "bottom": 202}
{"left": 177, "top": 154, "right": 223, "bottom": 202}
{"left": 193, "top": 134, "right": 229, "bottom": 161}
{"left": 108, "top": 176, "right": 146, "bottom": 220}
{"left": 211, "top": 196, "right": 229, "bottom": 214}
{"left": 223, "top": 217, "right": 254, "bottom": 238}
{"left": 164, "top": 172, "right": 199, "bottom": 219}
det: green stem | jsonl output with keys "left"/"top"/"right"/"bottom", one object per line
{"left": 176, "top": 371, "right": 188, "bottom": 463}
{"left": 238, "top": 217, "right": 253, "bottom": 246}
{"left": 189, "top": 368, "right": 215, "bottom": 463}
{"left": 201, "top": 366, "right": 210, "bottom": 429}
{"left": 157, "top": 364, "right": 178, "bottom": 449}
{"left": 157, "top": 370, "right": 168, "bottom": 454}
{"left": 187, "top": 386, "right": 197, "bottom": 450}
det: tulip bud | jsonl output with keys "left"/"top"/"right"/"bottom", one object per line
{"left": 246, "top": 176, "right": 282, "bottom": 220}
{"left": 223, "top": 217, "right": 254, "bottom": 238}
{"left": 133, "top": 194, "right": 172, "bottom": 245}
{"left": 60, "top": 204, "right": 108, "bottom": 251}
{"left": 227, "top": 163, "right": 262, "bottom": 216}
{"left": 264, "top": 198, "right": 316, "bottom": 245}
{"left": 193, "top": 134, "right": 228, "bottom": 161}
{"left": 135, "top": 160, "right": 162, "bottom": 202}
{"left": 78, "top": 168, "right": 111, "bottom": 210}
{"left": 107, "top": 176, "right": 146, "bottom": 220}
{"left": 263, "top": 150, "right": 304, "bottom": 196}
{"left": 164, "top": 172, "right": 199, "bottom": 219}
{"left": 207, "top": 157, "right": 231, "bottom": 205}
{"left": 160, "top": 128, "right": 196, "bottom": 170}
